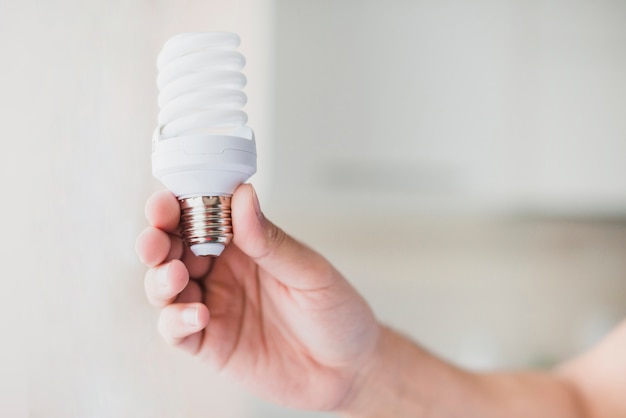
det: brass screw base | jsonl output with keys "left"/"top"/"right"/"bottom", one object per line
{"left": 179, "top": 196, "right": 233, "bottom": 255}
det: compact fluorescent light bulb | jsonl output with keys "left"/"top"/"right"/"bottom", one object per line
{"left": 152, "top": 32, "right": 257, "bottom": 257}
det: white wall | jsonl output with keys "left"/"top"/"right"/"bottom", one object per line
{"left": 1, "top": 1, "right": 276, "bottom": 416}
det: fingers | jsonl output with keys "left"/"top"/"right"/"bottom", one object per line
{"left": 136, "top": 227, "right": 184, "bottom": 267}
{"left": 145, "top": 258, "right": 208, "bottom": 353}
{"left": 158, "top": 302, "right": 209, "bottom": 346}
{"left": 231, "top": 184, "right": 340, "bottom": 291}
{"left": 137, "top": 190, "right": 182, "bottom": 266}
{"left": 141, "top": 190, "right": 212, "bottom": 353}
{"left": 144, "top": 259, "right": 190, "bottom": 307}
{"left": 140, "top": 191, "right": 207, "bottom": 274}
{"left": 145, "top": 190, "right": 180, "bottom": 233}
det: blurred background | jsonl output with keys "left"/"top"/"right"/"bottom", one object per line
{"left": 2, "top": 0, "right": 625, "bottom": 416}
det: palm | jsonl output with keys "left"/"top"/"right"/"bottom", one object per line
{"left": 193, "top": 243, "right": 377, "bottom": 410}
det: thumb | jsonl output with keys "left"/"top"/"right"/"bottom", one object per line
{"left": 231, "top": 184, "right": 338, "bottom": 291}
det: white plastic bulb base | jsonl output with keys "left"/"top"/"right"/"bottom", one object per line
{"left": 152, "top": 127, "right": 257, "bottom": 257}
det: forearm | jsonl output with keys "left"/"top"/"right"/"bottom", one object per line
{"left": 338, "top": 326, "right": 587, "bottom": 418}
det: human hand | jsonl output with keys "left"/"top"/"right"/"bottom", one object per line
{"left": 135, "top": 184, "right": 382, "bottom": 412}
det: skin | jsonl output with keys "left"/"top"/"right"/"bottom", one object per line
{"left": 136, "top": 184, "right": 626, "bottom": 417}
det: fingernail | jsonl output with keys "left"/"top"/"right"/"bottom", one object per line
{"left": 156, "top": 263, "right": 169, "bottom": 287}
{"left": 182, "top": 307, "right": 199, "bottom": 326}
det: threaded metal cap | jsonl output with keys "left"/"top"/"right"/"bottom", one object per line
{"left": 179, "top": 196, "right": 233, "bottom": 256}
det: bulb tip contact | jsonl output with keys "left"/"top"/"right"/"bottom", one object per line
{"left": 190, "top": 243, "right": 226, "bottom": 257}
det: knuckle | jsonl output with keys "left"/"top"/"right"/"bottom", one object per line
{"left": 157, "top": 315, "right": 167, "bottom": 337}
{"left": 144, "top": 269, "right": 155, "bottom": 293}
{"left": 149, "top": 294, "right": 169, "bottom": 308}
{"left": 266, "top": 223, "right": 287, "bottom": 251}
{"left": 167, "top": 235, "right": 184, "bottom": 260}
{"left": 157, "top": 313, "right": 175, "bottom": 344}
{"left": 145, "top": 270, "right": 171, "bottom": 307}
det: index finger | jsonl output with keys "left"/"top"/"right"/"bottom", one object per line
{"left": 145, "top": 190, "right": 180, "bottom": 233}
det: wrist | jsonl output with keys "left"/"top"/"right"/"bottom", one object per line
{"left": 336, "top": 326, "right": 478, "bottom": 418}
{"left": 335, "top": 326, "right": 425, "bottom": 417}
